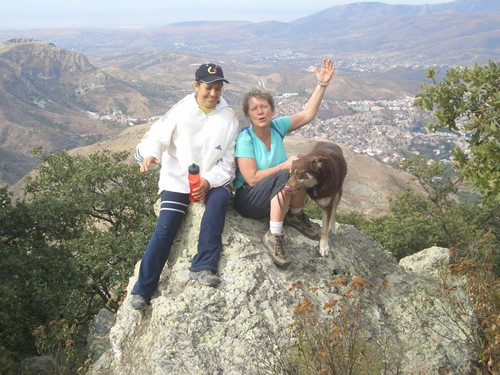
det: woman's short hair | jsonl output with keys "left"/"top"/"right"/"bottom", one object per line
{"left": 242, "top": 88, "right": 275, "bottom": 117}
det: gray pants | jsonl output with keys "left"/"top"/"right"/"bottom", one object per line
{"left": 234, "top": 170, "right": 289, "bottom": 219}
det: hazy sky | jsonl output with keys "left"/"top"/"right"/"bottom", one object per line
{"left": 1, "top": 0, "right": 454, "bottom": 29}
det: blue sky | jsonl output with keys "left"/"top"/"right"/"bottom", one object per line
{"left": 1, "top": 0, "right": 454, "bottom": 29}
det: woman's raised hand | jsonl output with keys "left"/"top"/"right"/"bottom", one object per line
{"left": 315, "top": 58, "right": 336, "bottom": 85}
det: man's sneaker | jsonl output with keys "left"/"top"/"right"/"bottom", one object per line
{"left": 262, "top": 231, "right": 290, "bottom": 266}
{"left": 130, "top": 294, "right": 149, "bottom": 310}
{"left": 284, "top": 211, "right": 321, "bottom": 240}
{"left": 189, "top": 270, "right": 220, "bottom": 287}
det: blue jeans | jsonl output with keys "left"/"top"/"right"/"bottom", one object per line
{"left": 132, "top": 186, "right": 231, "bottom": 301}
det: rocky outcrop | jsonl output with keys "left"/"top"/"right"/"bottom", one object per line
{"left": 88, "top": 202, "right": 475, "bottom": 375}
{"left": 400, "top": 246, "right": 452, "bottom": 278}
{"left": 87, "top": 308, "right": 116, "bottom": 361}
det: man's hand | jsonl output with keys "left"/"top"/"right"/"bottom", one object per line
{"left": 139, "top": 156, "right": 160, "bottom": 173}
{"left": 191, "top": 178, "right": 210, "bottom": 201}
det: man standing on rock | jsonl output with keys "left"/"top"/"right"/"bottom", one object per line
{"left": 130, "top": 63, "right": 239, "bottom": 310}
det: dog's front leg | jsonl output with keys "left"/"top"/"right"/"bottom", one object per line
{"left": 329, "top": 193, "right": 341, "bottom": 233}
{"left": 320, "top": 207, "right": 332, "bottom": 256}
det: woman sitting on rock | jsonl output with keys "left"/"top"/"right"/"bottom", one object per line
{"left": 233, "top": 58, "right": 336, "bottom": 266}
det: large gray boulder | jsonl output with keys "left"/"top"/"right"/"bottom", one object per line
{"left": 87, "top": 308, "right": 116, "bottom": 361}
{"left": 400, "top": 246, "right": 452, "bottom": 278}
{"left": 87, "top": 202, "right": 475, "bottom": 375}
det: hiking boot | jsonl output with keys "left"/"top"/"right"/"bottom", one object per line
{"left": 262, "top": 231, "right": 290, "bottom": 266}
{"left": 284, "top": 211, "right": 321, "bottom": 240}
{"left": 130, "top": 294, "right": 149, "bottom": 310}
{"left": 189, "top": 270, "right": 220, "bottom": 287}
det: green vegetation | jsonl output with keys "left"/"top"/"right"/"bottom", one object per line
{"left": 337, "top": 155, "right": 499, "bottom": 265}
{"left": 414, "top": 60, "right": 500, "bottom": 199}
{"left": 0, "top": 150, "right": 158, "bottom": 373}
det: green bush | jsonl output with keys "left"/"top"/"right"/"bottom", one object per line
{"left": 1, "top": 150, "right": 159, "bottom": 373}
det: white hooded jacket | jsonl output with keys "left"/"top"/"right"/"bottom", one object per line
{"left": 135, "top": 93, "right": 239, "bottom": 193}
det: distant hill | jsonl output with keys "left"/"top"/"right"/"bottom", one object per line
{"left": 288, "top": 0, "right": 499, "bottom": 61}
{"left": 1, "top": 0, "right": 498, "bottom": 186}
{"left": 0, "top": 38, "right": 164, "bottom": 185}
{"left": 0, "top": 0, "right": 497, "bottom": 65}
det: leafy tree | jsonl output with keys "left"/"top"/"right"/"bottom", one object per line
{"left": 1, "top": 186, "right": 85, "bottom": 363}
{"left": 398, "top": 155, "right": 461, "bottom": 245}
{"left": 23, "top": 150, "right": 159, "bottom": 311}
{"left": 340, "top": 156, "right": 499, "bottom": 264}
{"left": 361, "top": 190, "right": 446, "bottom": 259}
{"left": 414, "top": 61, "right": 500, "bottom": 199}
{"left": 1, "top": 150, "right": 159, "bottom": 371}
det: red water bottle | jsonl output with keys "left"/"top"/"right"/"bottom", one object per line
{"left": 188, "top": 163, "right": 201, "bottom": 202}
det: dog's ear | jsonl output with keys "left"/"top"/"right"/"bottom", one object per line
{"left": 311, "top": 156, "right": 327, "bottom": 171}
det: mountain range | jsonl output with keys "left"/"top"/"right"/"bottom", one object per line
{"left": 0, "top": 0, "right": 498, "bottom": 187}
{"left": 0, "top": 38, "right": 424, "bottom": 187}
{"left": 0, "top": 0, "right": 497, "bottom": 65}
{"left": 0, "top": 38, "right": 167, "bottom": 185}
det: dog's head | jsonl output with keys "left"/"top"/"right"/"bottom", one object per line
{"left": 287, "top": 156, "right": 327, "bottom": 191}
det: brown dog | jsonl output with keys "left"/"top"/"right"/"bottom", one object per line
{"left": 287, "top": 141, "right": 347, "bottom": 256}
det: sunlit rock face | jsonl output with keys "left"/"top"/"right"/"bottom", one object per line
{"left": 88, "top": 203, "right": 475, "bottom": 375}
